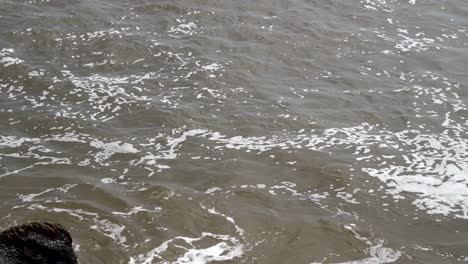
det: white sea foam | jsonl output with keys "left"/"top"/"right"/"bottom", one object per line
{"left": 0, "top": 48, "right": 24, "bottom": 67}
{"left": 3, "top": 108, "right": 467, "bottom": 219}
{"left": 18, "top": 184, "right": 76, "bottom": 202}
{"left": 310, "top": 224, "right": 401, "bottom": 264}
{"left": 129, "top": 204, "right": 245, "bottom": 264}
{"left": 201, "top": 184, "right": 402, "bottom": 264}
{"left": 113, "top": 206, "right": 161, "bottom": 216}
{"left": 91, "top": 219, "right": 127, "bottom": 246}
{"left": 202, "top": 63, "right": 223, "bottom": 72}
{"left": 130, "top": 233, "right": 244, "bottom": 264}
{"left": 312, "top": 242, "right": 401, "bottom": 264}
{"left": 201, "top": 205, "right": 245, "bottom": 237}
{"left": 0, "top": 135, "right": 36, "bottom": 148}
{"left": 90, "top": 140, "right": 139, "bottom": 164}
{"left": 101, "top": 178, "right": 116, "bottom": 184}
{"left": 360, "top": 0, "right": 393, "bottom": 13}
{"left": 205, "top": 187, "right": 222, "bottom": 194}
{"left": 168, "top": 19, "right": 199, "bottom": 37}
{"left": 59, "top": 71, "right": 153, "bottom": 121}
{"left": 0, "top": 133, "right": 140, "bottom": 172}
{"left": 133, "top": 110, "right": 466, "bottom": 218}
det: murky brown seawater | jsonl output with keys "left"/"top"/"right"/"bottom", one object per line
{"left": 1, "top": 0, "right": 467, "bottom": 263}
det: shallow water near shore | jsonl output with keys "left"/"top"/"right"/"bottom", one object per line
{"left": 1, "top": 0, "right": 468, "bottom": 263}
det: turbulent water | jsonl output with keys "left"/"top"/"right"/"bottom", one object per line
{"left": 0, "top": 0, "right": 467, "bottom": 263}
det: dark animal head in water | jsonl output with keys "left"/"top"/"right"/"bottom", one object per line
{"left": 0, "top": 222, "right": 78, "bottom": 264}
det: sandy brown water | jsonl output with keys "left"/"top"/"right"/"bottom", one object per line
{"left": 1, "top": 0, "right": 468, "bottom": 263}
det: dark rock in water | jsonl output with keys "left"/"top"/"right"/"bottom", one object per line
{"left": 0, "top": 222, "right": 78, "bottom": 264}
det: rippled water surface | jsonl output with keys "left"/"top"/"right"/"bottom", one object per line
{"left": 1, "top": 0, "right": 468, "bottom": 263}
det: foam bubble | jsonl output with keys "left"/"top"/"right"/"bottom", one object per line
{"left": 0, "top": 48, "right": 24, "bottom": 67}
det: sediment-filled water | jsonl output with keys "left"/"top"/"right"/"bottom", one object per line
{"left": 1, "top": 0, "right": 467, "bottom": 263}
